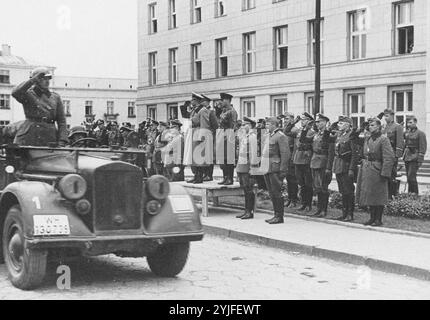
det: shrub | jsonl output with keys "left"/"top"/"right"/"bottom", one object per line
{"left": 328, "top": 190, "right": 343, "bottom": 210}
{"left": 385, "top": 193, "right": 430, "bottom": 220}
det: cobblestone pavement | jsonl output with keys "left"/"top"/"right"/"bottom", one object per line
{"left": 1, "top": 235, "right": 429, "bottom": 300}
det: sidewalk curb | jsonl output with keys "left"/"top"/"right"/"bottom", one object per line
{"left": 203, "top": 224, "right": 430, "bottom": 282}
{"left": 215, "top": 204, "right": 430, "bottom": 240}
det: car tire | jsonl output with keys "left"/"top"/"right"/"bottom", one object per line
{"left": 2, "top": 205, "right": 48, "bottom": 290}
{"left": 147, "top": 242, "right": 190, "bottom": 277}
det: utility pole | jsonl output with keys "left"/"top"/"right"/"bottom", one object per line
{"left": 314, "top": 0, "right": 321, "bottom": 117}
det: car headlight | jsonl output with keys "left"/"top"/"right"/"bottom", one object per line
{"left": 58, "top": 174, "right": 87, "bottom": 200}
{"left": 146, "top": 175, "right": 170, "bottom": 200}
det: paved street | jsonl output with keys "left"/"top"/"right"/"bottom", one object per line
{"left": 0, "top": 234, "right": 429, "bottom": 300}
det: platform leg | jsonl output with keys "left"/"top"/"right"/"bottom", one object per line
{"left": 253, "top": 185, "right": 258, "bottom": 213}
{"left": 213, "top": 196, "right": 219, "bottom": 207}
{"left": 201, "top": 189, "right": 209, "bottom": 217}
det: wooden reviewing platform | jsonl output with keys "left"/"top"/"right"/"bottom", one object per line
{"left": 174, "top": 181, "right": 257, "bottom": 217}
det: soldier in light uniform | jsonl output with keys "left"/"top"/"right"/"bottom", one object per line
{"left": 282, "top": 112, "right": 299, "bottom": 208}
{"left": 12, "top": 67, "right": 68, "bottom": 147}
{"left": 284, "top": 112, "right": 315, "bottom": 213}
{"left": 163, "top": 120, "right": 185, "bottom": 182}
{"left": 330, "top": 116, "right": 359, "bottom": 221}
{"left": 262, "top": 117, "right": 290, "bottom": 225}
{"left": 382, "top": 109, "right": 405, "bottom": 199}
{"left": 153, "top": 121, "right": 169, "bottom": 175}
{"left": 235, "top": 117, "right": 258, "bottom": 220}
{"left": 201, "top": 94, "right": 219, "bottom": 182}
{"left": 403, "top": 116, "right": 427, "bottom": 194}
{"left": 108, "top": 121, "right": 123, "bottom": 147}
{"left": 217, "top": 93, "right": 238, "bottom": 186}
{"left": 300, "top": 114, "right": 334, "bottom": 217}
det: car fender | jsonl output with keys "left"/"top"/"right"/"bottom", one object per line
{"left": 0, "top": 181, "right": 93, "bottom": 238}
{"left": 144, "top": 183, "right": 203, "bottom": 235}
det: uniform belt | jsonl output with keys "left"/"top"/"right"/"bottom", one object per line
{"left": 313, "top": 150, "right": 328, "bottom": 156}
{"left": 364, "top": 156, "right": 381, "bottom": 162}
{"left": 27, "top": 117, "right": 55, "bottom": 124}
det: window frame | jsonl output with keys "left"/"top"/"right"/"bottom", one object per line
{"left": 168, "top": 0, "right": 177, "bottom": 29}
{"left": 0, "top": 70, "right": 10, "bottom": 84}
{"left": 271, "top": 95, "right": 288, "bottom": 117}
{"left": 148, "top": 3, "right": 158, "bottom": 34}
{"left": 85, "top": 100, "right": 93, "bottom": 116}
{"left": 304, "top": 92, "right": 324, "bottom": 115}
{"left": 243, "top": 32, "right": 256, "bottom": 74}
{"left": 63, "top": 99, "right": 71, "bottom": 116}
{"left": 308, "top": 18, "right": 325, "bottom": 66}
{"left": 215, "top": 37, "right": 228, "bottom": 78}
{"left": 274, "top": 25, "right": 288, "bottom": 70}
{"left": 128, "top": 101, "right": 136, "bottom": 118}
{"left": 191, "top": 43, "right": 202, "bottom": 81}
{"left": 169, "top": 47, "right": 179, "bottom": 84}
{"left": 348, "top": 9, "right": 367, "bottom": 61}
{"left": 242, "top": 0, "right": 256, "bottom": 11}
{"left": 393, "top": 1, "right": 414, "bottom": 55}
{"left": 148, "top": 51, "right": 158, "bottom": 86}
{"left": 389, "top": 85, "right": 413, "bottom": 125}
{"left": 344, "top": 89, "right": 366, "bottom": 128}
{"left": 147, "top": 105, "right": 157, "bottom": 120}
{"left": 167, "top": 103, "right": 179, "bottom": 120}
{"left": 240, "top": 97, "right": 256, "bottom": 118}
{"left": 215, "top": 0, "right": 226, "bottom": 17}
{"left": 107, "top": 101, "right": 115, "bottom": 115}
{"left": 191, "top": 0, "right": 202, "bottom": 24}
{"left": 0, "top": 94, "right": 11, "bottom": 110}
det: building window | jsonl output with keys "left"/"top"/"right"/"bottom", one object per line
{"left": 345, "top": 90, "right": 366, "bottom": 128}
{"left": 149, "top": 52, "right": 158, "bottom": 86}
{"left": 85, "top": 101, "right": 93, "bottom": 116}
{"left": 241, "top": 98, "right": 256, "bottom": 118}
{"left": 191, "top": 43, "right": 202, "bottom": 80}
{"left": 169, "top": 0, "right": 177, "bottom": 29}
{"left": 0, "top": 70, "right": 10, "bottom": 84}
{"left": 168, "top": 104, "right": 179, "bottom": 120}
{"left": 147, "top": 105, "right": 157, "bottom": 119}
{"left": 242, "top": 0, "right": 255, "bottom": 11}
{"left": 0, "top": 121, "right": 10, "bottom": 127}
{"left": 191, "top": 0, "right": 202, "bottom": 24}
{"left": 128, "top": 102, "right": 136, "bottom": 118}
{"left": 394, "top": 1, "right": 414, "bottom": 55}
{"left": 272, "top": 96, "right": 288, "bottom": 117}
{"left": 0, "top": 94, "right": 10, "bottom": 109}
{"left": 215, "top": 0, "right": 225, "bottom": 17}
{"left": 63, "top": 100, "right": 71, "bottom": 116}
{"left": 107, "top": 101, "right": 114, "bottom": 115}
{"left": 243, "top": 32, "right": 256, "bottom": 74}
{"left": 349, "top": 9, "right": 367, "bottom": 60}
{"left": 216, "top": 38, "right": 228, "bottom": 77}
{"left": 389, "top": 86, "right": 413, "bottom": 124}
{"left": 308, "top": 18, "right": 324, "bottom": 65}
{"left": 148, "top": 3, "right": 158, "bottom": 34}
{"left": 305, "top": 92, "right": 324, "bottom": 115}
{"left": 169, "top": 48, "right": 178, "bottom": 83}
{"left": 274, "top": 26, "right": 288, "bottom": 70}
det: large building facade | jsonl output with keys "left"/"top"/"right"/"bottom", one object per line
{"left": 138, "top": 0, "right": 430, "bottom": 156}
{"left": 0, "top": 44, "right": 138, "bottom": 129}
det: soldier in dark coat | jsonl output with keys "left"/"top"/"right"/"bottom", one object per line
{"left": 403, "top": 116, "right": 427, "bottom": 194}
{"left": 356, "top": 118, "right": 395, "bottom": 226}
{"left": 329, "top": 116, "right": 359, "bottom": 221}
{"left": 382, "top": 109, "right": 405, "bottom": 199}
{"left": 235, "top": 117, "right": 258, "bottom": 220}
{"left": 94, "top": 119, "right": 109, "bottom": 146}
{"left": 217, "top": 93, "right": 238, "bottom": 186}
{"left": 12, "top": 67, "right": 68, "bottom": 147}
{"left": 282, "top": 113, "right": 299, "bottom": 208}
{"left": 300, "top": 114, "right": 334, "bottom": 217}
{"left": 262, "top": 117, "right": 290, "bottom": 224}
{"left": 284, "top": 112, "right": 315, "bottom": 213}
{"left": 107, "top": 121, "right": 123, "bottom": 147}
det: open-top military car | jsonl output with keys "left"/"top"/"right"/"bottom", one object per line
{"left": 0, "top": 144, "right": 203, "bottom": 290}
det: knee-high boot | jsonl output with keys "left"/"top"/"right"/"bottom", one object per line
{"left": 372, "top": 206, "right": 384, "bottom": 227}
{"left": 364, "top": 206, "right": 376, "bottom": 226}
{"left": 336, "top": 195, "right": 348, "bottom": 220}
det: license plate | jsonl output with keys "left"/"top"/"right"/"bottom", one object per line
{"left": 33, "top": 215, "right": 70, "bottom": 236}
{"left": 169, "top": 196, "right": 194, "bottom": 213}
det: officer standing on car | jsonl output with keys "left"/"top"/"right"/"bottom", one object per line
{"left": 330, "top": 116, "right": 359, "bottom": 221}
{"left": 403, "top": 116, "right": 427, "bottom": 194}
{"left": 12, "top": 67, "right": 68, "bottom": 147}
{"left": 283, "top": 112, "right": 299, "bottom": 208}
{"left": 382, "top": 109, "right": 405, "bottom": 199}
{"left": 284, "top": 112, "right": 315, "bottom": 213}
{"left": 217, "top": 93, "right": 238, "bottom": 186}
{"left": 235, "top": 117, "right": 258, "bottom": 220}
{"left": 300, "top": 114, "right": 334, "bottom": 217}
{"left": 262, "top": 117, "right": 290, "bottom": 224}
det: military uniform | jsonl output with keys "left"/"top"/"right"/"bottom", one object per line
{"left": 283, "top": 118, "right": 299, "bottom": 207}
{"left": 403, "top": 127, "right": 427, "bottom": 194}
{"left": 217, "top": 93, "right": 238, "bottom": 186}
{"left": 12, "top": 70, "right": 68, "bottom": 146}
{"left": 201, "top": 95, "right": 219, "bottom": 182}
{"left": 330, "top": 123, "right": 359, "bottom": 221}
{"left": 300, "top": 119, "right": 334, "bottom": 217}
{"left": 153, "top": 123, "right": 170, "bottom": 176}
{"left": 108, "top": 128, "right": 123, "bottom": 146}
{"left": 382, "top": 119, "right": 405, "bottom": 198}
{"left": 235, "top": 117, "right": 258, "bottom": 220}
{"left": 285, "top": 113, "right": 315, "bottom": 212}
{"left": 262, "top": 118, "right": 290, "bottom": 224}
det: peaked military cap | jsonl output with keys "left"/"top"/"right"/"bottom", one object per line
{"left": 151, "top": 120, "right": 159, "bottom": 126}
{"left": 266, "top": 117, "right": 280, "bottom": 125}
{"left": 191, "top": 92, "right": 204, "bottom": 100}
{"left": 68, "top": 126, "right": 87, "bottom": 138}
{"left": 220, "top": 93, "right": 233, "bottom": 101}
{"left": 200, "top": 94, "right": 212, "bottom": 102}
{"left": 158, "top": 121, "right": 169, "bottom": 127}
{"left": 338, "top": 116, "right": 353, "bottom": 125}
{"left": 383, "top": 109, "right": 395, "bottom": 115}
{"left": 120, "top": 125, "right": 133, "bottom": 132}
{"left": 284, "top": 112, "right": 295, "bottom": 118}
{"left": 243, "top": 116, "right": 256, "bottom": 126}
{"left": 170, "top": 119, "right": 183, "bottom": 128}
{"left": 257, "top": 118, "right": 266, "bottom": 124}
{"left": 300, "top": 112, "right": 314, "bottom": 120}
{"left": 368, "top": 117, "right": 382, "bottom": 125}
{"left": 316, "top": 114, "right": 330, "bottom": 122}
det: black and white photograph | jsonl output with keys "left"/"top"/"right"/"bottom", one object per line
{"left": 0, "top": 0, "right": 430, "bottom": 306}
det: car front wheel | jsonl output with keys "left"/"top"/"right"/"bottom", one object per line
{"left": 147, "top": 242, "right": 190, "bottom": 277}
{"left": 2, "top": 205, "right": 47, "bottom": 290}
